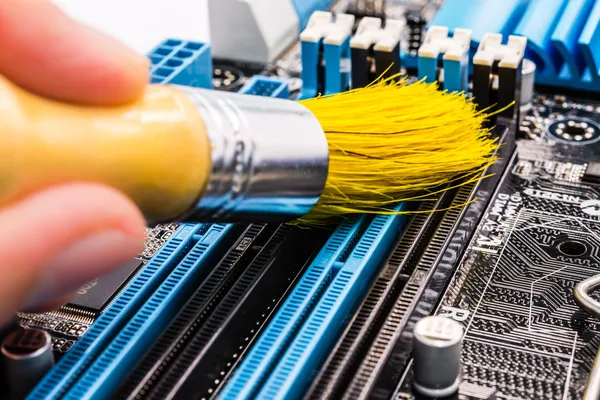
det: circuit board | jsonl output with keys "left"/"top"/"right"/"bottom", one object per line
{"left": 394, "top": 109, "right": 600, "bottom": 398}
{"left": 15, "top": 223, "right": 180, "bottom": 360}
{"left": 5, "top": 0, "right": 600, "bottom": 399}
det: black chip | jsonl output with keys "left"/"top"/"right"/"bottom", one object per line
{"left": 583, "top": 162, "right": 600, "bottom": 184}
{"left": 68, "top": 259, "right": 143, "bottom": 312}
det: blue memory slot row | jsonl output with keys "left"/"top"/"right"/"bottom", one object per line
{"left": 27, "top": 224, "right": 204, "bottom": 399}
{"left": 63, "top": 224, "right": 235, "bottom": 400}
{"left": 219, "top": 203, "right": 409, "bottom": 400}
{"left": 29, "top": 35, "right": 411, "bottom": 400}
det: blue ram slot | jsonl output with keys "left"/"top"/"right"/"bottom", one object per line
{"left": 27, "top": 224, "right": 202, "bottom": 400}
{"left": 217, "top": 219, "right": 366, "bottom": 399}
{"left": 239, "top": 75, "right": 289, "bottom": 98}
{"left": 149, "top": 39, "right": 212, "bottom": 88}
{"left": 63, "top": 223, "right": 234, "bottom": 400}
{"left": 428, "top": 0, "right": 600, "bottom": 92}
{"left": 221, "top": 203, "right": 408, "bottom": 400}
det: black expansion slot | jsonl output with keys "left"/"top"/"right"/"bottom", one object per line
{"left": 352, "top": 125, "right": 515, "bottom": 400}
{"left": 115, "top": 223, "right": 275, "bottom": 399}
{"left": 304, "top": 188, "right": 456, "bottom": 400}
{"left": 123, "top": 223, "right": 329, "bottom": 400}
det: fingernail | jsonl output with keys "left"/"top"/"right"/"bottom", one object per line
{"left": 22, "top": 230, "right": 143, "bottom": 310}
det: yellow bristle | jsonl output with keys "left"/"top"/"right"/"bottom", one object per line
{"left": 295, "top": 76, "right": 500, "bottom": 226}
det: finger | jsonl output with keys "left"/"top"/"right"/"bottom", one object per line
{"left": 0, "top": 183, "right": 146, "bottom": 326}
{"left": 0, "top": 0, "right": 149, "bottom": 105}
{"left": 20, "top": 293, "right": 75, "bottom": 314}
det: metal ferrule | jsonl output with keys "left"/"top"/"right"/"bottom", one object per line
{"left": 178, "top": 87, "right": 329, "bottom": 223}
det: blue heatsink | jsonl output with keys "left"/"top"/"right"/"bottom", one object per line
{"left": 427, "top": 0, "right": 600, "bottom": 92}
{"left": 149, "top": 39, "right": 212, "bottom": 88}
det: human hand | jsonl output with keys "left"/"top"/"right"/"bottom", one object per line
{"left": 0, "top": 0, "right": 150, "bottom": 326}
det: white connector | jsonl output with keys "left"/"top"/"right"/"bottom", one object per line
{"left": 418, "top": 26, "right": 471, "bottom": 61}
{"left": 473, "top": 33, "right": 527, "bottom": 68}
{"left": 350, "top": 17, "right": 404, "bottom": 52}
{"left": 300, "top": 11, "right": 355, "bottom": 46}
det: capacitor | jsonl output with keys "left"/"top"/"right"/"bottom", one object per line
{"left": 1, "top": 326, "right": 54, "bottom": 398}
{"left": 520, "top": 59, "right": 536, "bottom": 108}
{"left": 412, "top": 315, "right": 464, "bottom": 398}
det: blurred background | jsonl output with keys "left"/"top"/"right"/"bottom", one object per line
{"left": 52, "top": 0, "right": 211, "bottom": 55}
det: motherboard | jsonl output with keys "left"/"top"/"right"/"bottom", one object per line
{"left": 3, "top": 0, "right": 600, "bottom": 399}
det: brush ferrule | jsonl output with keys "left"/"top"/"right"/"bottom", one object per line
{"left": 177, "top": 87, "right": 329, "bottom": 223}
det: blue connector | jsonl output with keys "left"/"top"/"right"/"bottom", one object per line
{"left": 299, "top": 11, "right": 354, "bottom": 99}
{"left": 239, "top": 75, "right": 289, "bottom": 99}
{"left": 27, "top": 224, "right": 203, "bottom": 400}
{"left": 429, "top": 0, "right": 600, "bottom": 92}
{"left": 417, "top": 26, "right": 471, "bottom": 93}
{"left": 63, "top": 224, "right": 236, "bottom": 400}
{"left": 219, "top": 203, "right": 408, "bottom": 400}
{"left": 149, "top": 39, "right": 212, "bottom": 88}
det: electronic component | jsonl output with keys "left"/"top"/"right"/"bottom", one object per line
{"left": 67, "top": 259, "right": 143, "bottom": 314}
{"left": 430, "top": 0, "right": 600, "bottom": 93}
{"left": 1, "top": 327, "right": 54, "bottom": 398}
{"left": 418, "top": 25, "right": 471, "bottom": 92}
{"left": 472, "top": 33, "right": 527, "bottom": 120}
{"left": 412, "top": 316, "right": 463, "bottom": 397}
{"left": 291, "top": 0, "right": 336, "bottom": 31}
{"left": 350, "top": 16, "right": 403, "bottom": 88}
{"left": 212, "top": 65, "right": 245, "bottom": 91}
{"left": 520, "top": 58, "right": 536, "bottom": 109}
{"left": 239, "top": 75, "right": 290, "bottom": 98}
{"left": 583, "top": 162, "right": 600, "bottom": 184}
{"left": 207, "top": 0, "right": 300, "bottom": 64}
{"left": 402, "top": 12, "right": 427, "bottom": 69}
{"left": 347, "top": 0, "right": 387, "bottom": 18}
{"left": 149, "top": 39, "right": 212, "bottom": 88}
{"left": 20, "top": 2, "right": 600, "bottom": 400}
{"left": 299, "top": 11, "right": 354, "bottom": 98}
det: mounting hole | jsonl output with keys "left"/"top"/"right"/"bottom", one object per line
{"left": 558, "top": 240, "right": 587, "bottom": 257}
{"left": 548, "top": 118, "right": 600, "bottom": 145}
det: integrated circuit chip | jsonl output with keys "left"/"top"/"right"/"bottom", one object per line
{"left": 68, "top": 259, "right": 143, "bottom": 313}
{"left": 583, "top": 162, "right": 600, "bottom": 184}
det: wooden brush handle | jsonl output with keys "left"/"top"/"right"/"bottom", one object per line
{"left": 0, "top": 75, "right": 212, "bottom": 223}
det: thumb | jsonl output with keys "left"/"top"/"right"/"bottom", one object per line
{"left": 0, "top": 183, "right": 146, "bottom": 326}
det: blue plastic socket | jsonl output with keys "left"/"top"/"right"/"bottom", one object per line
{"left": 300, "top": 34, "right": 352, "bottom": 99}
{"left": 218, "top": 203, "right": 408, "bottom": 400}
{"left": 63, "top": 224, "right": 235, "bottom": 400}
{"left": 149, "top": 39, "right": 212, "bottom": 88}
{"left": 239, "top": 75, "right": 290, "bottom": 99}
{"left": 27, "top": 224, "right": 203, "bottom": 400}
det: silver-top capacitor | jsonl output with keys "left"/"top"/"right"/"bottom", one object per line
{"left": 412, "top": 315, "right": 464, "bottom": 398}
{"left": 1, "top": 326, "right": 54, "bottom": 398}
